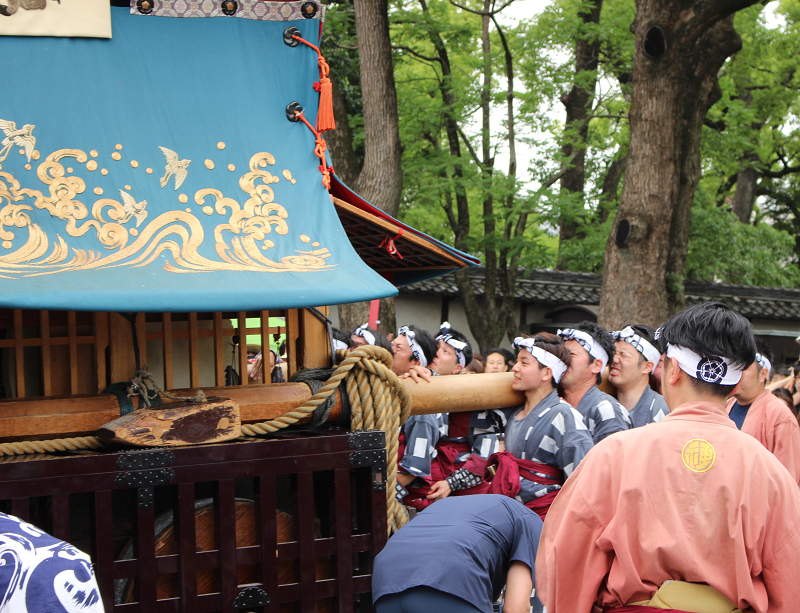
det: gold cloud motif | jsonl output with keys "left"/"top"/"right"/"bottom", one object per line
{"left": 0, "top": 149, "right": 334, "bottom": 277}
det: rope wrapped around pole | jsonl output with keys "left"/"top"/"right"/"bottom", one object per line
{"left": 241, "top": 345, "right": 412, "bottom": 532}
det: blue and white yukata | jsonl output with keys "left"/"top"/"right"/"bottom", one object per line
{"left": 574, "top": 385, "right": 631, "bottom": 444}
{"left": 0, "top": 513, "right": 104, "bottom": 613}
{"left": 491, "top": 390, "right": 594, "bottom": 505}
{"left": 624, "top": 386, "right": 668, "bottom": 428}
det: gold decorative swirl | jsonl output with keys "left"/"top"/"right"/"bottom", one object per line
{"left": 0, "top": 150, "right": 334, "bottom": 277}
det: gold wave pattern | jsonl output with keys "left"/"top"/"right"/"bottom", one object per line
{"left": 0, "top": 150, "right": 333, "bottom": 278}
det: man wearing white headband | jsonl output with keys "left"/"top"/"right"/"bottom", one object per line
{"left": 557, "top": 322, "right": 631, "bottom": 443}
{"left": 484, "top": 333, "right": 593, "bottom": 522}
{"left": 725, "top": 339, "right": 800, "bottom": 484}
{"left": 539, "top": 302, "right": 800, "bottom": 613}
{"left": 350, "top": 324, "right": 392, "bottom": 352}
{"left": 403, "top": 323, "right": 500, "bottom": 503}
{"left": 390, "top": 325, "right": 446, "bottom": 510}
{"left": 609, "top": 324, "right": 668, "bottom": 428}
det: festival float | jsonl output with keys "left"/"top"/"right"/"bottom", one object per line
{"left": 0, "top": 2, "right": 524, "bottom": 611}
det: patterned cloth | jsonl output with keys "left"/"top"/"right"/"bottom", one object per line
{"left": 492, "top": 389, "right": 593, "bottom": 505}
{"left": 575, "top": 385, "right": 632, "bottom": 443}
{"left": 625, "top": 386, "right": 668, "bottom": 429}
{"left": 398, "top": 414, "right": 444, "bottom": 478}
{"left": 0, "top": 513, "right": 103, "bottom": 613}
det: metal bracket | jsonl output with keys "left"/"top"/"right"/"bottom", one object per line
{"left": 348, "top": 430, "right": 386, "bottom": 450}
{"left": 234, "top": 586, "right": 270, "bottom": 609}
{"left": 116, "top": 449, "right": 175, "bottom": 471}
{"left": 115, "top": 468, "right": 176, "bottom": 509}
{"left": 349, "top": 449, "right": 387, "bottom": 492}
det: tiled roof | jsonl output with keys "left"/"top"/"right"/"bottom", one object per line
{"left": 400, "top": 268, "right": 800, "bottom": 321}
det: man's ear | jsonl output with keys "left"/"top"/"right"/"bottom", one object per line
{"left": 667, "top": 357, "right": 682, "bottom": 386}
{"left": 591, "top": 358, "right": 603, "bottom": 375}
{"left": 452, "top": 364, "right": 463, "bottom": 375}
{"left": 642, "top": 360, "right": 654, "bottom": 376}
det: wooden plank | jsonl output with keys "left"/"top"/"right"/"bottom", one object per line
{"left": 109, "top": 313, "right": 137, "bottom": 384}
{"left": 176, "top": 482, "right": 198, "bottom": 611}
{"left": 213, "top": 312, "right": 224, "bottom": 387}
{"left": 135, "top": 497, "right": 158, "bottom": 610}
{"left": 94, "top": 312, "right": 109, "bottom": 392}
{"left": 68, "top": 311, "right": 79, "bottom": 395}
{"left": 296, "top": 472, "right": 317, "bottom": 613}
{"left": 136, "top": 313, "right": 147, "bottom": 369}
{"left": 237, "top": 311, "right": 248, "bottom": 386}
{"left": 189, "top": 312, "right": 199, "bottom": 388}
{"left": 286, "top": 309, "right": 299, "bottom": 380}
{"left": 93, "top": 490, "right": 115, "bottom": 610}
{"left": 334, "top": 469, "right": 354, "bottom": 612}
{"left": 214, "top": 479, "right": 238, "bottom": 612}
{"left": 51, "top": 493, "right": 70, "bottom": 541}
{"left": 260, "top": 311, "right": 269, "bottom": 386}
{"left": 13, "top": 309, "right": 24, "bottom": 398}
{"left": 162, "top": 313, "right": 174, "bottom": 390}
{"left": 40, "top": 310, "right": 52, "bottom": 397}
{"left": 298, "top": 308, "right": 330, "bottom": 370}
{"left": 256, "top": 475, "right": 279, "bottom": 613}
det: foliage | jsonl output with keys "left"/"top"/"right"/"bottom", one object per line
{"left": 687, "top": 189, "right": 800, "bottom": 287}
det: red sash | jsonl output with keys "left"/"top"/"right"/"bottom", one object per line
{"left": 603, "top": 604, "right": 700, "bottom": 613}
{"left": 397, "top": 433, "right": 459, "bottom": 510}
{"left": 484, "top": 451, "right": 564, "bottom": 520}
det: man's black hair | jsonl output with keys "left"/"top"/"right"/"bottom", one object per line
{"left": 575, "top": 321, "right": 616, "bottom": 385}
{"left": 755, "top": 337, "right": 773, "bottom": 367}
{"left": 440, "top": 326, "right": 473, "bottom": 366}
{"left": 658, "top": 302, "right": 756, "bottom": 397}
{"left": 484, "top": 347, "right": 515, "bottom": 369}
{"left": 332, "top": 327, "right": 355, "bottom": 349}
{"left": 351, "top": 325, "right": 392, "bottom": 352}
{"left": 403, "top": 325, "right": 437, "bottom": 366}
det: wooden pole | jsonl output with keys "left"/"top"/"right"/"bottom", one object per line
{"left": 0, "top": 373, "right": 524, "bottom": 442}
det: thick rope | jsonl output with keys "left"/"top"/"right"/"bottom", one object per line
{"left": 0, "top": 436, "right": 109, "bottom": 457}
{"left": 241, "top": 344, "right": 412, "bottom": 532}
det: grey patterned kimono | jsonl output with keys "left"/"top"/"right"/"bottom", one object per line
{"left": 492, "top": 389, "right": 594, "bottom": 504}
{"left": 574, "top": 385, "right": 631, "bottom": 444}
{"left": 625, "top": 385, "right": 668, "bottom": 428}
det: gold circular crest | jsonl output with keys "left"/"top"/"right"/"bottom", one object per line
{"left": 682, "top": 439, "right": 716, "bottom": 473}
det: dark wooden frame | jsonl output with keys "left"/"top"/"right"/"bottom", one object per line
{"left": 0, "top": 428, "right": 387, "bottom": 613}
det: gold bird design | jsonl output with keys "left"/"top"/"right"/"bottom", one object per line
{"left": 158, "top": 146, "right": 191, "bottom": 190}
{"left": 119, "top": 189, "right": 148, "bottom": 227}
{"left": 0, "top": 120, "right": 35, "bottom": 163}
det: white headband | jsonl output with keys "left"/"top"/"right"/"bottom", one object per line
{"left": 436, "top": 323, "right": 468, "bottom": 367}
{"left": 332, "top": 339, "right": 349, "bottom": 352}
{"left": 666, "top": 343, "right": 744, "bottom": 386}
{"left": 755, "top": 353, "right": 772, "bottom": 374}
{"left": 513, "top": 337, "right": 568, "bottom": 384}
{"left": 557, "top": 328, "right": 609, "bottom": 371}
{"left": 397, "top": 326, "right": 428, "bottom": 368}
{"left": 436, "top": 334, "right": 468, "bottom": 367}
{"left": 612, "top": 326, "right": 661, "bottom": 365}
{"left": 353, "top": 324, "right": 376, "bottom": 346}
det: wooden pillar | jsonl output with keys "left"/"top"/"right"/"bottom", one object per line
{"left": 296, "top": 307, "right": 331, "bottom": 370}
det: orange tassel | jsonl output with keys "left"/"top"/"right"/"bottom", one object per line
{"left": 316, "top": 76, "right": 335, "bottom": 132}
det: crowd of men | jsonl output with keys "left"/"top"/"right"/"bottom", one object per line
{"left": 348, "top": 304, "right": 800, "bottom": 613}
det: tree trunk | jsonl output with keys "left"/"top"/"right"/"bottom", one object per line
{"left": 598, "top": 2, "right": 757, "bottom": 329}
{"left": 352, "top": 0, "right": 403, "bottom": 218}
{"left": 325, "top": 77, "right": 361, "bottom": 187}
{"left": 556, "top": 0, "right": 604, "bottom": 270}
{"left": 337, "top": 301, "right": 370, "bottom": 334}
{"left": 730, "top": 163, "right": 758, "bottom": 224}
{"left": 378, "top": 296, "right": 396, "bottom": 338}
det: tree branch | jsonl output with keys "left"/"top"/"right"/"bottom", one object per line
{"left": 448, "top": 0, "right": 516, "bottom": 17}
{"left": 392, "top": 45, "right": 442, "bottom": 64}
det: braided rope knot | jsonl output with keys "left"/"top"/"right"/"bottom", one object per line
{"left": 240, "top": 344, "right": 411, "bottom": 532}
